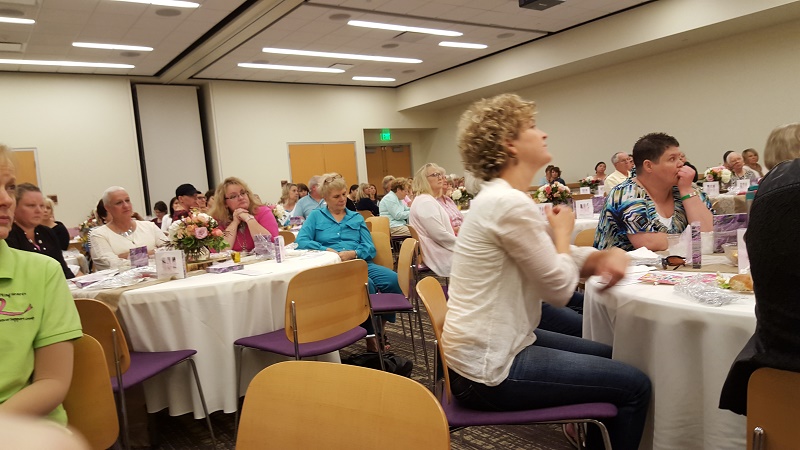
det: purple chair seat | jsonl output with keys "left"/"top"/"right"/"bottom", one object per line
{"left": 441, "top": 390, "right": 618, "bottom": 428}
{"left": 370, "top": 293, "right": 413, "bottom": 313}
{"left": 110, "top": 350, "right": 196, "bottom": 391}
{"left": 234, "top": 327, "right": 367, "bottom": 358}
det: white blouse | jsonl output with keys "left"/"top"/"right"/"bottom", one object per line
{"left": 442, "top": 178, "right": 595, "bottom": 386}
{"left": 409, "top": 194, "right": 456, "bottom": 277}
{"left": 90, "top": 220, "right": 167, "bottom": 270}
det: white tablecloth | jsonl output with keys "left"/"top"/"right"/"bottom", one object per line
{"left": 72, "top": 251, "right": 341, "bottom": 418}
{"left": 583, "top": 276, "right": 756, "bottom": 450}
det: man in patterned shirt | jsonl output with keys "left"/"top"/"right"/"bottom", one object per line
{"left": 594, "top": 133, "right": 713, "bottom": 251}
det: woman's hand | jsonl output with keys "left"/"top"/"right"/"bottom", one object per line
{"left": 337, "top": 250, "right": 357, "bottom": 261}
{"left": 546, "top": 205, "right": 575, "bottom": 254}
{"left": 233, "top": 208, "right": 250, "bottom": 224}
{"left": 583, "top": 247, "right": 629, "bottom": 291}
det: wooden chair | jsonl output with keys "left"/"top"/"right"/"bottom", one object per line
{"left": 75, "top": 299, "right": 215, "bottom": 450}
{"left": 370, "top": 231, "right": 394, "bottom": 270}
{"left": 63, "top": 334, "right": 119, "bottom": 450}
{"left": 236, "top": 361, "right": 450, "bottom": 450}
{"left": 233, "top": 260, "right": 384, "bottom": 429}
{"left": 574, "top": 228, "right": 596, "bottom": 247}
{"left": 365, "top": 216, "right": 391, "bottom": 236}
{"left": 357, "top": 210, "right": 374, "bottom": 220}
{"left": 364, "top": 221, "right": 373, "bottom": 232}
{"left": 415, "top": 277, "right": 617, "bottom": 449}
{"left": 278, "top": 230, "right": 295, "bottom": 245}
{"left": 747, "top": 367, "right": 800, "bottom": 450}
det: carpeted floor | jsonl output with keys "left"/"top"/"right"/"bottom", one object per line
{"left": 139, "top": 309, "right": 576, "bottom": 450}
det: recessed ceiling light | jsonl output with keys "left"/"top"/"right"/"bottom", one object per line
{"left": 112, "top": 0, "right": 199, "bottom": 8}
{"left": 401, "top": 69, "right": 415, "bottom": 74}
{"left": 348, "top": 20, "right": 462, "bottom": 37}
{"left": 497, "top": 32, "right": 515, "bottom": 39}
{"left": 238, "top": 63, "right": 344, "bottom": 73}
{"left": 329, "top": 13, "right": 351, "bottom": 21}
{"left": 262, "top": 47, "right": 421, "bottom": 64}
{"left": 439, "top": 41, "right": 488, "bottom": 49}
{"left": 0, "top": 58, "right": 134, "bottom": 69}
{"left": 0, "top": 16, "right": 34, "bottom": 24}
{"left": 73, "top": 42, "right": 154, "bottom": 51}
{"left": 381, "top": 43, "right": 399, "bottom": 49}
{"left": 353, "top": 76, "right": 395, "bottom": 82}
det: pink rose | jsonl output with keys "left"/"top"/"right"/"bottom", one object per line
{"left": 194, "top": 227, "right": 208, "bottom": 239}
{"left": 706, "top": 174, "right": 714, "bottom": 182}
{"left": 212, "top": 228, "right": 223, "bottom": 237}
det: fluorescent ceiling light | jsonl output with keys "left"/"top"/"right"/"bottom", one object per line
{"left": 0, "top": 17, "right": 35, "bottom": 24}
{"left": 348, "top": 20, "right": 461, "bottom": 37}
{"left": 439, "top": 41, "right": 488, "bottom": 49}
{"left": 238, "top": 63, "right": 344, "bottom": 73}
{"left": 262, "top": 47, "right": 421, "bottom": 64}
{"left": 352, "top": 76, "right": 395, "bottom": 82}
{"left": 0, "top": 59, "right": 134, "bottom": 69}
{"left": 73, "top": 42, "right": 154, "bottom": 51}
{"left": 112, "top": 0, "right": 200, "bottom": 8}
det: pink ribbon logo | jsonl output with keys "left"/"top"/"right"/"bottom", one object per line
{"left": 0, "top": 298, "right": 33, "bottom": 316}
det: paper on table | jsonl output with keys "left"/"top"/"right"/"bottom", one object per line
{"left": 596, "top": 265, "right": 655, "bottom": 286}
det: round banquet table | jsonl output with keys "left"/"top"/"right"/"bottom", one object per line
{"left": 583, "top": 275, "right": 756, "bottom": 450}
{"left": 71, "top": 251, "right": 341, "bottom": 418}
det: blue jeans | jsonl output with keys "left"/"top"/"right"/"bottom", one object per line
{"left": 450, "top": 329, "right": 651, "bottom": 450}
{"left": 362, "top": 262, "right": 400, "bottom": 333}
{"left": 539, "top": 292, "right": 584, "bottom": 337}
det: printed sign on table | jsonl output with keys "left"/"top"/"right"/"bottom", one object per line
{"left": 579, "top": 187, "right": 591, "bottom": 195}
{"left": 129, "top": 245, "right": 149, "bottom": 268}
{"left": 703, "top": 181, "right": 720, "bottom": 198}
{"left": 155, "top": 249, "right": 186, "bottom": 280}
{"left": 575, "top": 199, "right": 594, "bottom": 219}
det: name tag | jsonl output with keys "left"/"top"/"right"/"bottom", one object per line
{"left": 579, "top": 187, "right": 591, "bottom": 195}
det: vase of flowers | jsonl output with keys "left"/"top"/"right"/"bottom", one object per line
{"left": 579, "top": 176, "right": 601, "bottom": 194}
{"left": 167, "top": 211, "right": 228, "bottom": 262}
{"left": 450, "top": 185, "right": 474, "bottom": 210}
{"left": 269, "top": 204, "right": 288, "bottom": 227}
{"left": 704, "top": 166, "right": 732, "bottom": 184}
{"left": 534, "top": 181, "right": 572, "bottom": 205}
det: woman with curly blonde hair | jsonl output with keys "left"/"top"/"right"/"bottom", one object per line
{"left": 444, "top": 94, "right": 650, "bottom": 450}
{"left": 209, "top": 177, "right": 279, "bottom": 252}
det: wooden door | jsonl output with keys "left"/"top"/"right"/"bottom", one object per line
{"left": 288, "top": 143, "right": 358, "bottom": 186}
{"left": 365, "top": 145, "right": 412, "bottom": 191}
{"left": 11, "top": 148, "right": 39, "bottom": 186}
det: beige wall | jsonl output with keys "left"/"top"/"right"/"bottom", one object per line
{"left": 0, "top": 73, "right": 142, "bottom": 226}
{"left": 426, "top": 18, "right": 800, "bottom": 185}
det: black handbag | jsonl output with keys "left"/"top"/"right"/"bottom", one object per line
{"left": 342, "top": 352, "right": 413, "bottom": 378}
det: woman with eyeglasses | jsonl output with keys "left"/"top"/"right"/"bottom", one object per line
{"left": 209, "top": 177, "right": 279, "bottom": 252}
{"left": 296, "top": 173, "right": 403, "bottom": 352}
{"left": 409, "top": 164, "right": 457, "bottom": 277}
{"left": 445, "top": 94, "right": 650, "bottom": 450}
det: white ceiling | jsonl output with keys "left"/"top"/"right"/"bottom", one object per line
{"left": 0, "top": 0, "right": 652, "bottom": 86}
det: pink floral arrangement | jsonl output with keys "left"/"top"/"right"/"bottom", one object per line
{"left": 534, "top": 181, "right": 572, "bottom": 205}
{"left": 704, "top": 166, "right": 732, "bottom": 183}
{"left": 167, "top": 211, "right": 228, "bottom": 253}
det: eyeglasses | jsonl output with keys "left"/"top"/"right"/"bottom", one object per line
{"left": 661, "top": 255, "right": 686, "bottom": 270}
{"left": 426, "top": 172, "right": 443, "bottom": 179}
{"left": 322, "top": 174, "right": 343, "bottom": 185}
{"left": 225, "top": 192, "right": 248, "bottom": 201}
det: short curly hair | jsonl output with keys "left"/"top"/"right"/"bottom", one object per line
{"left": 457, "top": 93, "right": 537, "bottom": 181}
{"left": 764, "top": 122, "right": 800, "bottom": 170}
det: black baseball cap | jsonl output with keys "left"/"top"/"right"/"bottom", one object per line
{"left": 176, "top": 183, "right": 198, "bottom": 197}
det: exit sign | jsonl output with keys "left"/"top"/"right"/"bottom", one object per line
{"left": 380, "top": 129, "right": 391, "bottom": 141}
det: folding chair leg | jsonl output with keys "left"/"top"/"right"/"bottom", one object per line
{"left": 186, "top": 358, "right": 216, "bottom": 448}
{"left": 415, "top": 304, "right": 430, "bottom": 375}
{"left": 406, "top": 312, "right": 418, "bottom": 361}
{"left": 234, "top": 345, "right": 244, "bottom": 434}
{"left": 116, "top": 382, "right": 131, "bottom": 450}
{"left": 399, "top": 314, "right": 408, "bottom": 338}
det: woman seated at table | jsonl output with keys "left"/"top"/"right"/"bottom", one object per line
{"left": 150, "top": 200, "right": 168, "bottom": 229}
{"left": 6, "top": 183, "right": 77, "bottom": 279}
{"left": 355, "top": 183, "right": 379, "bottom": 216}
{"left": 90, "top": 186, "right": 167, "bottom": 270}
{"left": 209, "top": 176, "right": 279, "bottom": 252}
{"left": 593, "top": 161, "right": 607, "bottom": 182}
{"left": 0, "top": 145, "right": 83, "bottom": 425}
{"left": 278, "top": 183, "right": 298, "bottom": 225}
{"left": 42, "top": 197, "right": 70, "bottom": 250}
{"left": 742, "top": 148, "right": 764, "bottom": 177}
{"left": 296, "top": 173, "right": 403, "bottom": 352}
{"left": 594, "top": 133, "right": 713, "bottom": 251}
{"left": 445, "top": 94, "right": 650, "bottom": 450}
{"left": 409, "top": 163, "right": 457, "bottom": 277}
{"left": 720, "top": 122, "right": 800, "bottom": 415}
{"left": 379, "top": 178, "right": 412, "bottom": 237}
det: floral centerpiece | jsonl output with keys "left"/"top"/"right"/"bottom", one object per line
{"left": 167, "top": 211, "right": 228, "bottom": 261}
{"left": 450, "top": 185, "right": 474, "bottom": 209}
{"left": 534, "top": 182, "right": 572, "bottom": 205}
{"left": 269, "top": 203, "right": 288, "bottom": 227}
{"left": 579, "top": 176, "right": 601, "bottom": 194}
{"left": 704, "top": 166, "right": 732, "bottom": 184}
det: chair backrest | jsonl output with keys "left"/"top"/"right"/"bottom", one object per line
{"left": 415, "top": 276, "right": 453, "bottom": 402}
{"left": 284, "top": 259, "right": 371, "bottom": 344}
{"left": 396, "top": 238, "right": 417, "bottom": 298}
{"left": 747, "top": 367, "right": 800, "bottom": 450}
{"left": 278, "top": 230, "right": 295, "bottom": 245}
{"left": 357, "top": 210, "right": 374, "bottom": 220}
{"left": 63, "top": 334, "right": 120, "bottom": 450}
{"left": 74, "top": 298, "right": 130, "bottom": 376}
{"left": 566, "top": 182, "right": 581, "bottom": 190}
{"left": 236, "top": 361, "right": 450, "bottom": 450}
{"left": 572, "top": 193, "right": 593, "bottom": 200}
{"left": 365, "top": 216, "right": 390, "bottom": 236}
{"left": 370, "top": 231, "right": 393, "bottom": 270}
{"left": 406, "top": 225, "right": 425, "bottom": 265}
{"left": 574, "top": 228, "right": 596, "bottom": 247}
{"left": 364, "top": 221, "right": 373, "bottom": 232}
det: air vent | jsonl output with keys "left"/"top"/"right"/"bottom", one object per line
{"left": 330, "top": 63, "right": 354, "bottom": 71}
{"left": 519, "top": 0, "right": 564, "bottom": 11}
{"left": 0, "top": 42, "right": 24, "bottom": 52}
